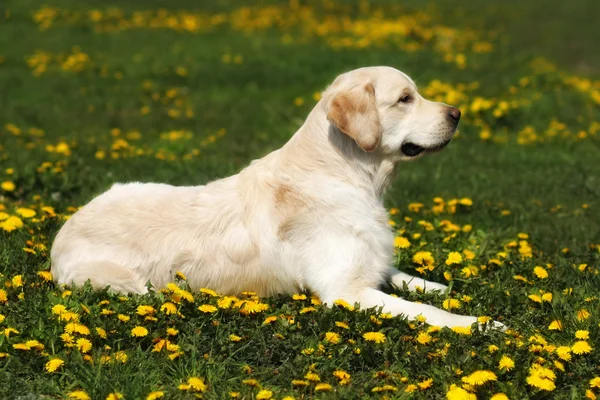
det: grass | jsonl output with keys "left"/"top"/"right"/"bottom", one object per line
{"left": 0, "top": 0, "right": 599, "bottom": 399}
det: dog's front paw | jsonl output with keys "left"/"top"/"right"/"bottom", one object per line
{"left": 423, "top": 281, "right": 448, "bottom": 293}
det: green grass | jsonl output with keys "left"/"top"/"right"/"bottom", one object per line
{"left": 1, "top": 0, "right": 599, "bottom": 399}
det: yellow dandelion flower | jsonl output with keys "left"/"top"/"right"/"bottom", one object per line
{"left": 242, "top": 378, "right": 260, "bottom": 387}
{"left": 186, "top": 377, "right": 207, "bottom": 392}
{"left": 394, "top": 236, "right": 411, "bottom": 249}
{"left": 445, "top": 252, "right": 463, "bottom": 265}
{"left": 589, "top": 377, "right": 600, "bottom": 388}
{"left": 498, "top": 356, "right": 515, "bottom": 371}
{"left": 256, "top": 389, "right": 273, "bottom": 399}
{"left": 292, "top": 293, "right": 307, "bottom": 300}
{"left": 526, "top": 364, "right": 556, "bottom": 391}
{"left": 586, "top": 389, "right": 597, "bottom": 400}
{"left": 12, "top": 275, "right": 23, "bottom": 287}
{"left": 229, "top": 334, "right": 242, "bottom": 342}
{"left": 404, "top": 384, "right": 418, "bottom": 393}
{"left": 572, "top": 341, "right": 592, "bottom": 355}
{"left": 416, "top": 332, "right": 432, "bottom": 345}
{"left": 363, "top": 331, "right": 386, "bottom": 343}
{"left": 333, "top": 299, "right": 354, "bottom": 311}
{"left": 263, "top": 316, "right": 277, "bottom": 325}
{"left": 131, "top": 326, "right": 148, "bottom": 337}
{"left": 95, "top": 327, "right": 107, "bottom": 339}
{"left": 16, "top": 208, "right": 36, "bottom": 218}
{"left": 576, "top": 330, "right": 590, "bottom": 339}
{"left": 372, "top": 385, "right": 397, "bottom": 392}
{"left": 490, "top": 394, "right": 509, "bottom": 400}
{"left": 305, "top": 372, "right": 320, "bottom": 382}
{"left": 324, "top": 332, "right": 341, "bottom": 344}
{"left": 117, "top": 314, "right": 130, "bottom": 322}
{"left": 292, "top": 379, "right": 309, "bottom": 386}
{"left": 443, "top": 299, "right": 461, "bottom": 310}
{"left": 333, "top": 370, "right": 351, "bottom": 384}
{"left": 461, "top": 370, "right": 497, "bottom": 385}
{"left": 533, "top": 266, "right": 548, "bottom": 279}
{"left": 37, "top": 270, "right": 53, "bottom": 281}
{"left": 451, "top": 326, "right": 472, "bottom": 335}
{"left": 577, "top": 309, "right": 591, "bottom": 321}
{"left": 45, "top": 358, "right": 64, "bottom": 373}
{"left": 160, "top": 302, "right": 177, "bottom": 314}
{"left": 446, "top": 384, "right": 476, "bottom": 400}
{"left": 412, "top": 251, "right": 434, "bottom": 265}
{"left": 198, "top": 304, "right": 218, "bottom": 313}
{"left": 1, "top": 181, "right": 15, "bottom": 191}
{"left": 314, "top": 383, "right": 332, "bottom": 392}
{"left": 136, "top": 305, "right": 156, "bottom": 316}
{"left": 548, "top": 320, "right": 563, "bottom": 331}
{"left": 300, "top": 307, "right": 317, "bottom": 314}
{"left": 146, "top": 391, "right": 164, "bottom": 400}
{"left": 76, "top": 338, "right": 92, "bottom": 353}
{"left": 199, "top": 288, "right": 218, "bottom": 297}
{"left": 106, "top": 393, "right": 124, "bottom": 400}
{"left": 418, "top": 378, "right": 433, "bottom": 390}
{"left": 240, "top": 301, "right": 268, "bottom": 315}
{"left": 68, "top": 391, "right": 91, "bottom": 400}
{"left": 335, "top": 321, "right": 349, "bottom": 329}
{"left": 555, "top": 346, "right": 572, "bottom": 361}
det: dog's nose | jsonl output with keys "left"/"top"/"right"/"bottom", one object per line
{"left": 448, "top": 107, "right": 461, "bottom": 122}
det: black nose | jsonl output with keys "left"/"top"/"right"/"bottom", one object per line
{"left": 448, "top": 107, "right": 461, "bottom": 122}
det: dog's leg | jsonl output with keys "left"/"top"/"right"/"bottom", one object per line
{"left": 387, "top": 267, "right": 448, "bottom": 293}
{"left": 54, "top": 260, "right": 149, "bottom": 294}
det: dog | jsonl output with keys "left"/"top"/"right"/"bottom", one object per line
{"left": 51, "top": 66, "right": 504, "bottom": 330}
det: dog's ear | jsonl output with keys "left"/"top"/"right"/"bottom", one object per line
{"left": 326, "top": 83, "right": 381, "bottom": 152}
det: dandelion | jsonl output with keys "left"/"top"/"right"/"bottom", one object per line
{"left": 394, "top": 236, "right": 411, "bottom": 248}
{"left": 445, "top": 252, "right": 463, "bottom": 265}
{"left": 68, "top": 391, "right": 91, "bottom": 400}
{"left": 372, "top": 385, "right": 397, "bottom": 392}
{"left": 198, "top": 304, "right": 218, "bottom": 313}
{"left": 333, "top": 299, "right": 354, "bottom": 311}
{"left": 461, "top": 370, "right": 497, "bottom": 385}
{"left": 533, "top": 266, "right": 548, "bottom": 279}
{"left": 292, "top": 293, "right": 307, "bottom": 300}
{"left": 131, "top": 326, "right": 148, "bottom": 337}
{"left": 548, "top": 320, "right": 562, "bottom": 331}
{"left": 526, "top": 364, "right": 556, "bottom": 391}
{"left": 242, "top": 378, "right": 260, "bottom": 387}
{"left": 324, "top": 332, "right": 341, "bottom": 344}
{"left": 443, "top": 299, "right": 461, "bottom": 310}
{"left": 16, "top": 208, "right": 36, "bottom": 218}
{"left": 146, "top": 392, "right": 164, "bottom": 400}
{"left": 590, "top": 377, "right": 600, "bottom": 388}
{"left": 314, "top": 383, "right": 332, "bottom": 392}
{"left": 256, "top": 390, "right": 273, "bottom": 399}
{"left": 577, "top": 309, "right": 591, "bottom": 321}
{"left": 575, "top": 330, "right": 590, "bottom": 339}
{"left": 572, "top": 341, "right": 592, "bottom": 355}
{"left": 76, "top": 338, "right": 92, "bottom": 353}
{"left": 333, "top": 370, "right": 351, "bottom": 385}
{"left": 416, "top": 332, "right": 432, "bottom": 345}
{"left": 446, "top": 384, "right": 476, "bottom": 400}
{"left": 490, "top": 394, "right": 509, "bottom": 400}
{"left": 363, "top": 331, "right": 386, "bottom": 343}
{"left": 136, "top": 305, "right": 156, "bottom": 315}
{"left": 106, "top": 393, "right": 124, "bottom": 400}
{"left": 335, "top": 321, "right": 349, "bottom": 329}
{"left": 555, "top": 346, "right": 572, "bottom": 361}
{"left": 229, "top": 334, "right": 242, "bottom": 342}
{"left": 305, "top": 372, "right": 320, "bottom": 382}
{"left": 240, "top": 301, "right": 268, "bottom": 314}
{"left": 498, "top": 356, "right": 515, "bottom": 371}
{"left": 300, "top": 307, "right": 316, "bottom": 313}
{"left": 263, "top": 316, "right": 277, "bottom": 325}
{"left": 451, "top": 326, "right": 472, "bottom": 335}
{"left": 292, "top": 379, "right": 309, "bottom": 386}
{"left": 418, "top": 378, "right": 433, "bottom": 390}
{"left": 45, "top": 358, "right": 64, "bottom": 373}
{"left": 1, "top": 181, "right": 15, "bottom": 191}
{"left": 160, "top": 302, "right": 177, "bottom": 314}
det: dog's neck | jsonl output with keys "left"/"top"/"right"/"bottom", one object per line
{"left": 279, "top": 102, "right": 398, "bottom": 200}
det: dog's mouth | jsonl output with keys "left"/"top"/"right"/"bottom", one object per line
{"left": 401, "top": 139, "right": 452, "bottom": 157}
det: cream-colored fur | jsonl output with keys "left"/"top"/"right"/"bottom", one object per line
{"left": 51, "top": 66, "right": 504, "bottom": 330}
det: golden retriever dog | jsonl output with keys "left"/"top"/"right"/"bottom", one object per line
{"left": 51, "top": 66, "right": 504, "bottom": 330}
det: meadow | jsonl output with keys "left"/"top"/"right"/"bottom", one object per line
{"left": 0, "top": 0, "right": 599, "bottom": 399}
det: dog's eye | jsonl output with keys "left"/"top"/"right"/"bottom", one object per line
{"left": 398, "top": 94, "right": 412, "bottom": 103}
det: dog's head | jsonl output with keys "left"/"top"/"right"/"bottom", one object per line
{"left": 323, "top": 66, "right": 461, "bottom": 159}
